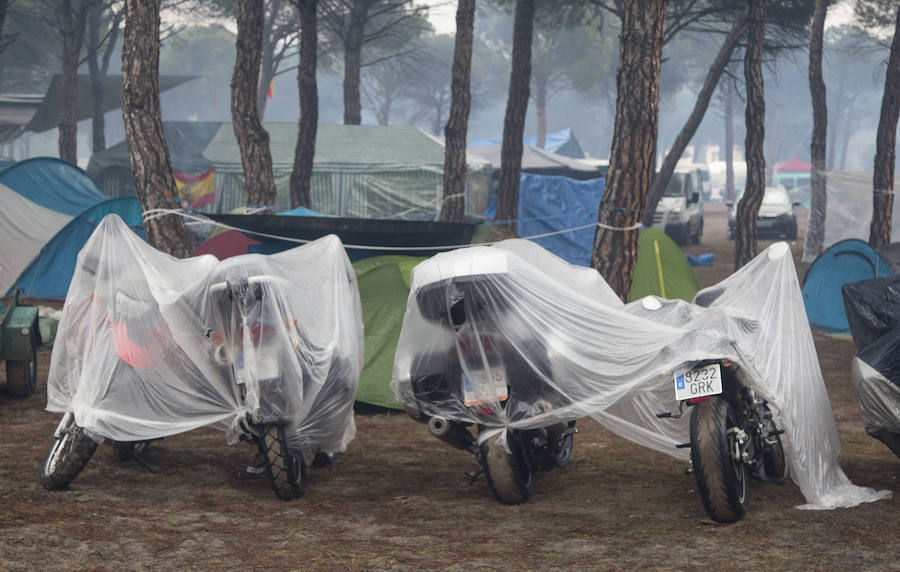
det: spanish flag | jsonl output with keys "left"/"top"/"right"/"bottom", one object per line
{"left": 174, "top": 168, "right": 215, "bottom": 208}
{"left": 268, "top": 79, "right": 274, "bottom": 99}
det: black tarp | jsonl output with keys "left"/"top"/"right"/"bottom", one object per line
{"left": 842, "top": 274, "right": 900, "bottom": 354}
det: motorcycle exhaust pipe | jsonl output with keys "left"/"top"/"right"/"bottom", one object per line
{"left": 427, "top": 416, "right": 475, "bottom": 451}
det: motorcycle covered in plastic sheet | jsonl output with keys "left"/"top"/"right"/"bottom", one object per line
{"left": 843, "top": 275, "right": 900, "bottom": 458}
{"left": 393, "top": 239, "right": 891, "bottom": 510}
{"left": 46, "top": 215, "right": 363, "bottom": 466}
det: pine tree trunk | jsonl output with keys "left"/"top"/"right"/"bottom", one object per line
{"left": 869, "top": 6, "right": 900, "bottom": 247}
{"left": 734, "top": 0, "right": 766, "bottom": 271}
{"left": 642, "top": 11, "right": 747, "bottom": 227}
{"left": 803, "top": 0, "right": 827, "bottom": 263}
{"left": 342, "top": 2, "right": 367, "bottom": 126}
{"left": 591, "top": 0, "right": 667, "bottom": 301}
{"left": 58, "top": 0, "right": 86, "bottom": 164}
{"left": 439, "top": 0, "right": 475, "bottom": 223}
{"left": 535, "top": 75, "right": 547, "bottom": 149}
{"left": 725, "top": 79, "right": 735, "bottom": 202}
{"left": 256, "top": 10, "right": 276, "bottom": 120}
{"left": 87, "top": 2, "right": 106, "bottom": 153}
{"left": 496, "top": 0, "right": 535, "bottom": 233}
{"left": 290, "top": 0, "right": 318, "bottom": 209}
{"left": 122, "top": 0, "right": 192, "bottom": 258}
{"left": 232, "top": 0, "right": 277, "bottom": 207}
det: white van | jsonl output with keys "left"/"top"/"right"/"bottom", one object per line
{"left": 650, "top": 167, "right": 704, "bottom": 246}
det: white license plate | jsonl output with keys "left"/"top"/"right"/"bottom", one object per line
{"left": 234, "top": 349, "right": 281, "bottom": 384}
{"left": 673, "top": 363, "right": 722, "bottom": 401}
{"left": 463, "top": 363, "right": 509, "bottom": 406}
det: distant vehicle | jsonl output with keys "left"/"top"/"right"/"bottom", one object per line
{"left": 651, "top": 168, "right": 704, "bottom": 246}
{"left": 727, "top": 186, "right": 799, "bottom": 240}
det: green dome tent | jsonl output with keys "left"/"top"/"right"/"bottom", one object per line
{"left": 630, "top": 227, "right": 701, "bottom": 302}
{"left": 353, "top": 255, "right": 425, "bottom": 409}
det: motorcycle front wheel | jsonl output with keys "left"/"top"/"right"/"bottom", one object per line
{"left": 256, "top": 424, "right": 306, "bottom": 501}
{"left": 760, "top": 418, "right": 787, "bottom": 482}
{"left": 690, "top": 397, "right": 748, "bottom": 523}
{"left": 39, "top": 414, "right": 98, "bottom": 490}
{"left": 480, "top": 431, "right": 533, "bottom": 505}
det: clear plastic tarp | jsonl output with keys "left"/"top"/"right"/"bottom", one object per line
{"left": 47, "top": 215, "right": 363, "bottom": 463}
{"left": 801, "top": 169, "right": 900, "bottom": 263}
{"left": 392, "top": 239, "right": 891, "bottom": 509}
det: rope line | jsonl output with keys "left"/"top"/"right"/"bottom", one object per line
{"left": 141, "top": 208, "right": 643, "bottom": 252}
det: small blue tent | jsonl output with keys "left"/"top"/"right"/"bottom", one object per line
{"left": 0, "top": 157, "right": 107, "bottom": 295}
{"left": 801, "top": 239, "right": 893, "bottom": 334}
{"left": 11, "top": 197, "right": 145, "bottom": 299}
{"left": 485, "top": 172, "right": 605, "bottom": 266}
{"left": 0, "top": 157, "right": 106, "bottom": 215}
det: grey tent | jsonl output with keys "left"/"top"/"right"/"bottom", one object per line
{"left": 87, "top": 121, "right": 222, "bottom": 199}
{"left": 203, "top": 123, "right": 493, "bottom": 218}
{"left": 467, "top": 144, "right": 604, "bottom": 181}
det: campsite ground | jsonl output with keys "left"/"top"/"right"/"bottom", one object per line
{"left": 1, "top": 203, "right": 897, "bottom": 570}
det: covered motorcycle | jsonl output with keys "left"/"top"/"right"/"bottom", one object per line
{"left": 392, "top": 238, "right": 890, "bottom": 515}
{"left": 40, "top": 215, "right": 363, "bottom": 500}
{"left": 842, "top": 274, "right": 900, "bottom": 459}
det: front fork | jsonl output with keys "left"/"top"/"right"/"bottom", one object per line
{"left": 53, "top": 411, "right": 75, "bottom": 439}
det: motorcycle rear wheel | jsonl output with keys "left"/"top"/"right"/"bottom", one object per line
{"left": 690, "top": 397, "right": 749, "bottom": 523}
{"left": 480, "top": 431, "right": 532, "bottom": 505}
{"left": 256, "top": 424, "right": 306, "bottom": 501}
{"left": 39, "top": 415, "right": 98, "bottom": 490}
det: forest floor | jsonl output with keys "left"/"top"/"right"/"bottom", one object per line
{"left": 0, "top": 202, "right": 897, "bottom": 570}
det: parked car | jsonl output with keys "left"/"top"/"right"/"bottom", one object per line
{"left": 728, "top": 186, "right": 799, "bottom": 240}
{"left": 651, "top": 168, "right": 704, "bottom": 246}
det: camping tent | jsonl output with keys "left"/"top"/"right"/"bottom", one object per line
{"left": 470, "top": 127, "right": 586, "bottom": 159}
{"left": 467, "top": 144, "right": 603, "bottom": 181}
{"left": 802, "top": 239, "right": 893, "bottom": 334}
{"left": 87, "top": 121, "right": 222, "bottom": 203}
{"left": 23, "top": 74, "right": 197, "bottom": 134}
{"left": 484, "top": 173, "right": 605, "bottom": 266}
{"left": 353, "top": 255, "right": 424, "bottom": 409}
{"left": 203, "top": 124, "right": 493, "bottom": 218}
{"left": 11, "top": 197, "right": 145, "bottom": 299}
{"left": 800, "top": 170, "right": 900, "bottom": 262}
{"left": 0, "top": 157, "right": 107, "bottom": 295}
{"left": 630, "top": 227, "right": 701, "bottom": 302}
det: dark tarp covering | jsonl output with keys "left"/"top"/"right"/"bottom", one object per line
{"left": 843, "top": 273, "right": 900, "bottom": 458}
{"left": 0, "top": 94, "right": 43, "bottom": 143}
{"left": 843, "top": 274, "right": 900, "bottom": 355}
{"left": 25, "top": 74, "right": 198, "bottom": 134}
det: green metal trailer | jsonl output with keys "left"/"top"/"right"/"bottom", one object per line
{"left": 1, "top": 289, "right": 41, "bottom": 397}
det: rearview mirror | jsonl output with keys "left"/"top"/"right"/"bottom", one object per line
{"left": 725, "top": 200, "right": 734, "bottom": 208}
{"left": 691, "top": 191, "right": 700, "bottom": 204}
{"left": 793, "top": 200, "right": 801, "bottom": 207}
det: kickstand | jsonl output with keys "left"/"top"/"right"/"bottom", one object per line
{"left": 465, "top": 468, "right": 483, "bottom": 485}
{"left": 132, "top": 451, "right": 165, "bottom": 474}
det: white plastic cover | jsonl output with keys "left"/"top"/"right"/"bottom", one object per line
{"left": 851, "top": 357, "right": 900, "bottom": 436}
{"left": 801, "top": 169, "right": 900, "bottom": 262}
{"left": 392, "top": 239, "right": 891, "bottom": 510}
{"left": 47, "top": 215, "right": 363, "bottom": 463}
